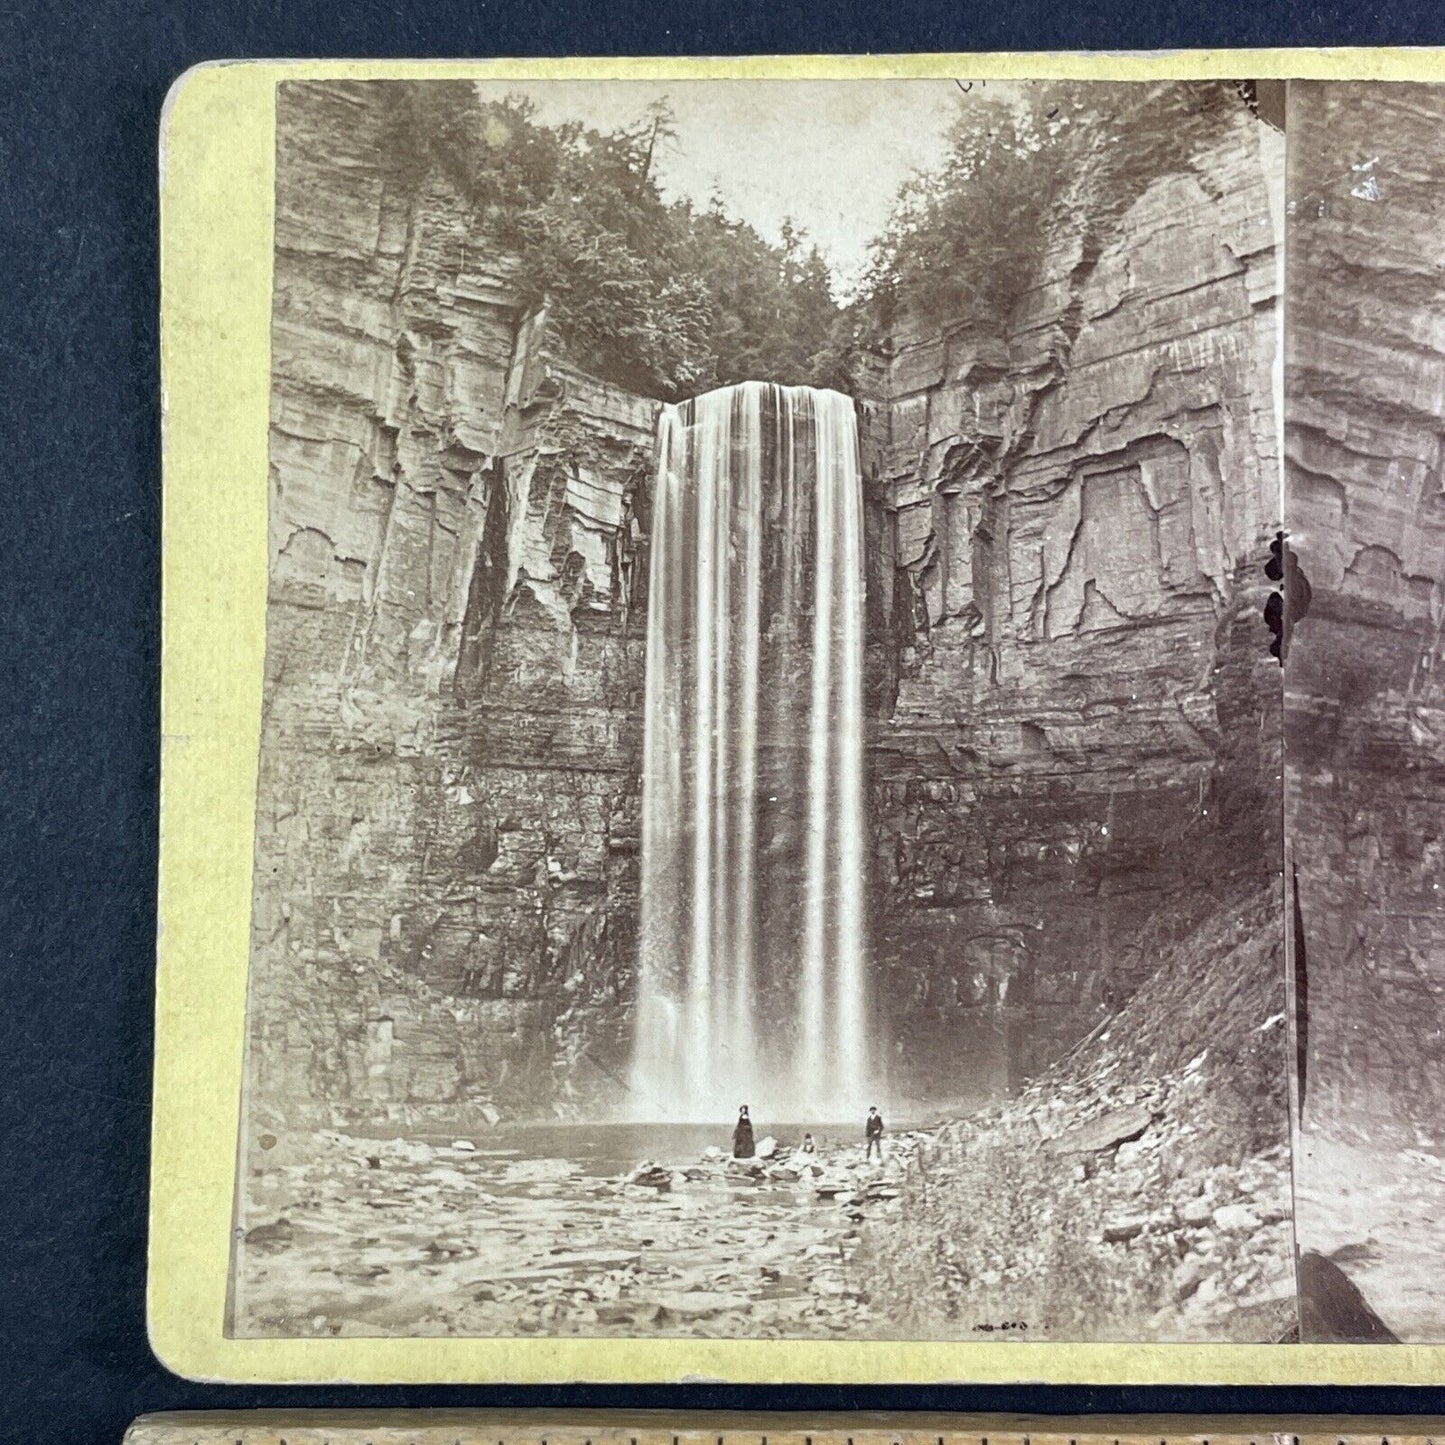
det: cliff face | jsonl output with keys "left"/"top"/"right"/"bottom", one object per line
{"left": 249, "top": 82, "right": 656, "bottom": 1125}
{"left": 858, "top": 98, "right": 1286, "bottom": 1099}
{"left": 249, "top": 81, "right": 1286, "bottom": 1126}
{"left": 1287, "top": 83, "right": 1445, "bottom": 1144}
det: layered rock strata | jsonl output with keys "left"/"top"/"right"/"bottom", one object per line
{"left": 1286, "top": 82, "right": 1445, "bottom": 1144}
{"left": 858, "top": 91, "right": 1287, "bottom": 1099}
{"left": 248, "top": 82, "right": 656, "bottom": 1126}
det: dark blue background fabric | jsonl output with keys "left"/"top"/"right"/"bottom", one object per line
{"left": 4, "top": 2, "right": 1445, "bottom": 1439}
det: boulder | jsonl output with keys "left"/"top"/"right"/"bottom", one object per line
{"left": 1044, "top": 1104, "right": 1155, "bottom": 1157}
{"left": 1173, "top": 1256, "right": 1207, "bottom": 1301}
{"left": 244, "top": 1217, "right": 295, "bottom": 1250}
{"left": 424, "top": 1236, "right": 475, "bottom": 1259}
{"left": 1101, "top": 1215, "right": 1150, "bottom": 1244}
{"left": 654, "top": 1290, "right": 752, "bottom": 1319}
{"left": 1298, "top": 1251, "right": 1400, "bottom": 1343}
{"left": 1179, "top": 1195, "right": 1213, "bottom": 1227}
{"left": 596, "top": 1301, "right": 662, "bottom": 1326}
{"left": 625, "top": 1161, "right": 673, "bottom": 1191}
{"left": 1300, "top": 1254, "right": 1398, "bottom": 1340}
{"left": 858, "top": 1180, "right": 901, "bottom": 1203}
{"left": 1115, "top": 1137, "right": 1154, "bottom": 1168}
{"left": 1211, "top": 1203, "right": 1259, "bottom": 1233}
{"left": 755, "top": 1135, "right": 778, "bottom": 1159}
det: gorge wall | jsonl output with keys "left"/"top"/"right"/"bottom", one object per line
{"left": 246, "top": 80, "right": 1286, "bottom": 1127}
{"left": 248, "top": 81, "right": 656, "bottom": 1126}
{"left": 1287, "top": 82, "right": 1445, "bottom": 1145}
{"left": 859, "top": 92, "right": 1285, "bottom": 1101}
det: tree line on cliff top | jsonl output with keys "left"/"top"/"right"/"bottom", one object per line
{"left": 381, "top": 80, "right": 1243, "bottom": 402}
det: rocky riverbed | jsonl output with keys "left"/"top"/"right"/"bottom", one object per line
{"left": 232, "top": 1123, "right": 926, "bottom": 1338}
{"left": 861, "top": 1053, "right": 1297, "bottom": 1342}
{"left": 852, "top": 885, "right": 1299, "bottom": 1344}
{"left": 234, "top": 1075, "right": 1295, "bottom": 1343}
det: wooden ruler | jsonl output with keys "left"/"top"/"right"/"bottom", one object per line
{"left": 126, "top": 1414, "right": 1445, "bottom": 1445}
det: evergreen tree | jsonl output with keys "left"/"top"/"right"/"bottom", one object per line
{"left": 376, "top": 84, "right": 847, "bottom": 400}
{"left": 861, "top": 81, "right": 1237, "bottom": 334}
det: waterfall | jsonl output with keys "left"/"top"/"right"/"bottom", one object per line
{"left": 631, "top": 381, "right": 868, "bottom": 1122}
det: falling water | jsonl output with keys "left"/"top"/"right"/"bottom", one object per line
{"left": 631, "top": 381, "right": 868, "bottom": 1121}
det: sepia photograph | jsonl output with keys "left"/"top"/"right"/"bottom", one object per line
{"left": 230, "top": 74, "right": 1293, "bottom": 1344}
{"left": 1285, "top": 79, "right": 1445, "bottom": 1344}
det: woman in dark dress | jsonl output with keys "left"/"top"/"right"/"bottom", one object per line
{"left": 732, "top": 1105, "right": 755, "bottom": 1158}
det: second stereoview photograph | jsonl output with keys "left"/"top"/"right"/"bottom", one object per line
{"left": 214, "top": 70, "right": 1442, "bottom": 1346}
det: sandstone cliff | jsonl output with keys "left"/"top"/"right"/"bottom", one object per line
{"left": 249, "top": 82, "right": 656, "bottom": 1126}
{"left": 858, "top": 91, "right": 1286, "bottom": 1102}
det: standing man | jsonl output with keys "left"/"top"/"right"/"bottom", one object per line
{"left": 865, "top": 1105, "right": 884, "bottom": 1163}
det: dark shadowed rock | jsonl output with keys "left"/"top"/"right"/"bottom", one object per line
{"left": 1298, "top": 1249, "right": 1399, "bottom": 1343}
{"left": 243, "top": 1217, "right": 295, "bottom": 1250}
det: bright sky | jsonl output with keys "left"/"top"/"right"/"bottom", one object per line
{"left": 473, "top": 78, "right": 999, "bottom": 296}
